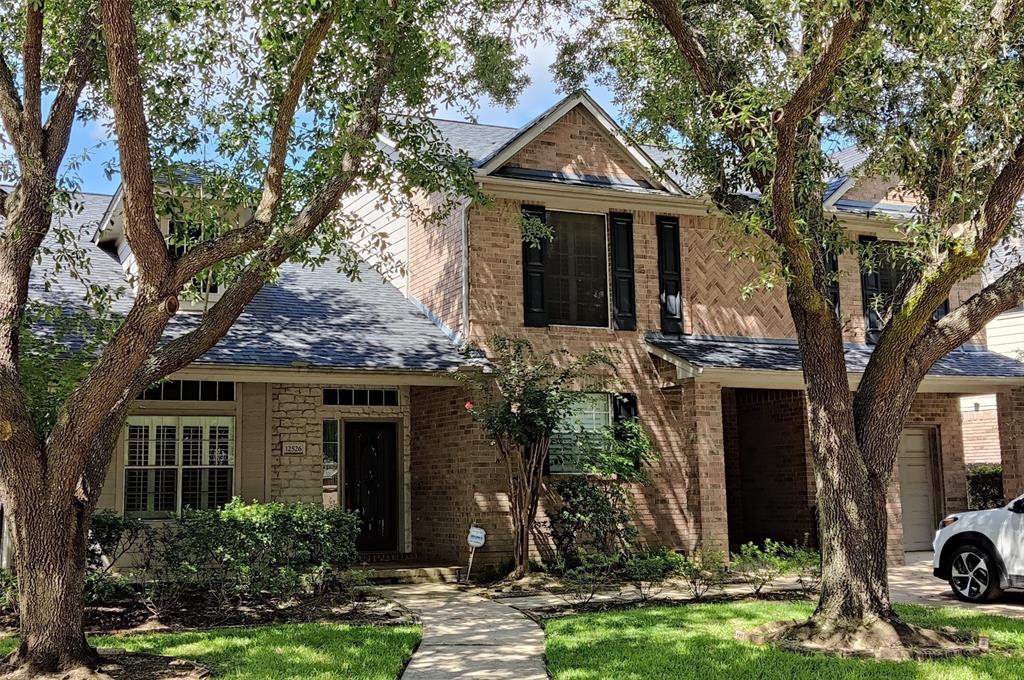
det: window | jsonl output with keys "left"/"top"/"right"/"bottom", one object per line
{"left": 124, "top": 416, "right": 234, "bottom": 518}
{"left": 168, "top": 219, "right": 222, "bottom": 303}
{"left": 542, "top": 211, "right": 609, "bottom": 327}
{"left": 548, "top": 393, "right": 612, "bottom": 474}
{"left": 322, "top": 420, "right": 340, "bottom": 508}
{"left": 322, "top": 388, "right": 399, "bottom": 407}
{"left": 859, "top": 237, "right": 948, "bottom": 343}
{"left": 139, "top": 380, "right": 235, "bottom": 401}
{"left": 825, "top": 250, "right": 840, "bottom": 316}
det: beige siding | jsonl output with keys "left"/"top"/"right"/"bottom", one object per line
{"left": 339, "top": 186, "right": 410, "bottom": 292}
{"left": 984, "top": 309, "right": 1024, "bottom": 359}
{"left": 239, "top": 382, "right": 268, "bottom": 502}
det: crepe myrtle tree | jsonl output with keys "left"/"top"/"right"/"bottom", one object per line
{"left": 484, "top": 0, "right": 1024, "bottom": 650}
{"left": 460, "top": 337, "right": 618, "bottom": 577}
{"left": 0, "top": 0, "right": 526, "bottom": 673}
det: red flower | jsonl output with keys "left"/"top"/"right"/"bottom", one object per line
{"left": 464, "top": 401, "right": 474, "bottom": 411}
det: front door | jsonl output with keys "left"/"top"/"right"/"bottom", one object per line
{"left": 898, "top": 428, "right": 939, "bottom": 551}
{"left": 344, "top": 421, "right": 398, "bottom": 552}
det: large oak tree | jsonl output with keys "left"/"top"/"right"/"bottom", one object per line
{"left": 521, "top": 0, "right": 1024, "bottom": 650}
{"left": 0, "top": 0, "right": 520, "bottom": 673}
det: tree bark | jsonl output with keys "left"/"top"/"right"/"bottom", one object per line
{"left": 5, "top": 457, "right": 98, "bottom": 673}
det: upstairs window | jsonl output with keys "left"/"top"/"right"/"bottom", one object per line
{"left": 168, "top": 219, "right": 221, "bottom": 305}
{"left": 522, "top": 208, "right": 610, "bottom": 328}
{"left": 860, "top": 236, "right": 948, "bottom": 343}
{"left": 124, "top": 416, "right": 234, "bottom": 518}
{"left": 545, "top": 211, "right": 609, "bottom": 327}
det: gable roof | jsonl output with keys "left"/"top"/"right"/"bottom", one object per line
{"left": 27, "top": 192, "right": 468, "bottom": 374}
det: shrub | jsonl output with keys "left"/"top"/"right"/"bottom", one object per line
{"left": 88, "top": 510, "right": 148, "bottom": 573}
{"left": 549, "top": 478, "right": 637, "bottom": 568}
{"left": 678, "top": 547, "right": 727, "bottom": 601}
{"left": 781, "top": 540, "right": 821, "bottom": 596}
{"left": 0, "top": 570, "right": 17, "bottom": 615}
{"left": 968, "top": 464, "right": 1004, "bottom": 510}
{"left": 731, "top": 539, "right": 787, "bottom": 596}
{"left": 560, "top": 552, "right": 616, "bottom": 606}
{"left": 84, "top": 570, "right": 135, "bottom": 605}
{"left": 620, "top": 546, "right": 684, "bottom": 602}
{"left": 139, "top": 498, "right": 360, "bottom": 612}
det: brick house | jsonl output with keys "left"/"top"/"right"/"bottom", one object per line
{"left": 24, "top": 91, "right": 1024, "bottom": 572}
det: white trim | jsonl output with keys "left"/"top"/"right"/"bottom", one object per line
{"left": 691, "top": 366, "right": 1023, "bottom": 394}
{"left": 475, "top": 92, "right": 685, "bottom": 195}
{"left": 170, "top": 364, "right": 467, "bottom": 386}
{"left": 824, "top": 176, "right": 857, "bottom": 207}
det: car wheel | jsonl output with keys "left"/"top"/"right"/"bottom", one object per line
{"left": 948, "top": 543, "right": 1003, "bottom": 603}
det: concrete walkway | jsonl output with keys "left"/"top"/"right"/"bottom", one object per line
{"left": 385, "top": 583, "right": 547, "bottom": 680}
{"left": 889, "top": 551, "right": 1024, "bottom": 617}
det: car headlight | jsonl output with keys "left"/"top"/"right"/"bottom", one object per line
{"left": 940, "top": 515, "right": 960, "bottom": 528}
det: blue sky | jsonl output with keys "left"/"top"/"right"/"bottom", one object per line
{"left": 67, "top": 43, "right": 615, "bottom": 195}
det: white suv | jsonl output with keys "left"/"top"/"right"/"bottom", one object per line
{"left": 932, "top": 494, "right": 1024, "bottom": 602}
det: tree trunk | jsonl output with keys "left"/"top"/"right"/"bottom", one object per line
{"left": 7, "top": 490, "right": 98, "bottom": 674}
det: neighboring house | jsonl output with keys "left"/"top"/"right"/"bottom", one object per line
{"left": 959, "top": 241, "right": 1024, "bottom": 467}
{"left": 21, "top": 91, "right": 1024, "bottom": 573}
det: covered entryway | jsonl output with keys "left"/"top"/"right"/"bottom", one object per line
{"left": 345, "top": 421, "right": 400, "bottom": 552}
{"left": 898, "top": 428, "right": 940, "bottom": 551}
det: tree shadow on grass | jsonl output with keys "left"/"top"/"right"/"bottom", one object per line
{"left": 93, "top": 623, "right": 420, "bottom": 680}
{"left": 546, "top": 601, "right": 1024, "bottom": 680}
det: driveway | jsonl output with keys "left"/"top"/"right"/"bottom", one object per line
{"left": 890, "top": 551, "right": 1024, "bottom": 617}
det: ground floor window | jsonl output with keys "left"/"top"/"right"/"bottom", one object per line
{"left": 322, "top": 419, "right": 340, "bottom": 508}
{"left": 124, "top": 415, "right": 234, "bottom": 518}
{"left": 548, "top": 393, "right": 612, "bottom": 474}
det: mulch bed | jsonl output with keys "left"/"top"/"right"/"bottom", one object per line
{"left": 0, "top": 593, "right": 415, "bottom": 637}
{"left": 511, "top": 591, "right": 813, "bottom": 621}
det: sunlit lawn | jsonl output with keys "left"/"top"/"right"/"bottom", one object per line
{"left": 0, "top": 623, "right": 419, "bottom": 680}
{"left": 546, "top": 600, "right": 1024, "bottom": 680}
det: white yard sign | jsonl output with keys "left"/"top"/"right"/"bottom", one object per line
{"left": 463, "top": 525, "right": 486, "bottom": 582}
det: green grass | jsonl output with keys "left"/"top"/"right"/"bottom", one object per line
{"left": 545, "top": 600, "right": 1024, "bottom": 680}
{"left": 0, "top": 623, "right": 419, "bottom": 679}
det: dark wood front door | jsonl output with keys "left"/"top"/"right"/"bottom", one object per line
{"left": 344, "top": 421, "right": 398, "bottom": 552}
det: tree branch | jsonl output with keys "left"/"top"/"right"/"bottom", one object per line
{"left": 0, "top": 54, "right": 24, "bottom": 159}
{"left": 146, "top": 40, "right": 396, "bottom": 381}
{"left": 22, "top": 0, "right": 44, "bottom": 157}
{"left": 100, "top": 0, "right": 171, "bottom": 292}
{"left": 172, "top": 11, "right": 335, "bottom": 287}
{"left": 43, "top": 5, "right": 99, "bottom": 176}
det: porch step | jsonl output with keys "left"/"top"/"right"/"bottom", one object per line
{"left": 366, "top": 564, "right": 464, "bottom": 585}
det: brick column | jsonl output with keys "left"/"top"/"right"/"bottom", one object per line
{"left": 997, "top": 387, "right": 1024, "bottom": 501}
{"left": 682, "top": 379, "right": 728, "bottom": 552}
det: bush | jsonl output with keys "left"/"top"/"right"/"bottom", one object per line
{"left": 781, "top": 540, "right": 821, "bottom": 596}
{"left": 140, "top": 498, "right": 360, "bottom": 612}
{"left": 678, "top": 547, "right": 727, "bottom": 601}
{"left": 621, "top": 547, "right": 684, "bottom": 602}
{"left": 731, "top": 539, "right": 788, "bottom": 596}
{"left": 548, "top": 478, "right": 637, "bottom": 569}
{"left": 88, "top": 510, "right": 148, "bottom": 572}
{"left": 84, "top": 570, "right": 135, "bottom": 605}
{"left": 968, "top": 464, "right": 1004, "bottom": 510}
{"left": 561, "top": 552, "right": 616, "bottom": 606}
{"left": 0, "top": 570, "right": 17, "bottom": 615}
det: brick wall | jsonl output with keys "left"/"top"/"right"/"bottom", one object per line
{"left": 409, "top": 385, "right": 513, "bottom": 566}
{"left": 506, "top": 105, "right": 651, "bottom": 184}
{"left": 960, "top": 408, "right": 1001, "bottom": 465}
{"left": 997, "top": 387, "right": 1024, "bottom": 501}
{"left": 407, "top": 191, "right": 465, "bottom": 336}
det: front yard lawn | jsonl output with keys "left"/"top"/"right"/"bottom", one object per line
{"left": 0, "top": 623, "right": 420, "bottom": 680}
{"left": 545, "top": 601, "right": 1024, "bottom": 680}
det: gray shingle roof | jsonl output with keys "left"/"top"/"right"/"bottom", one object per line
{"left": 26, "top": 192, "right": 467, "bottom": 373}
{"left": 646, "top": 333, "right": 1024, "bottom": 379}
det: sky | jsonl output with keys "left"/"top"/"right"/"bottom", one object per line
{"left": 67, "top": 41, "right": 617, "bottom": 196}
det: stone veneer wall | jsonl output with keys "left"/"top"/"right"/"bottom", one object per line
{"left": 270, "top": 384, "right": 413, "bottom": 552}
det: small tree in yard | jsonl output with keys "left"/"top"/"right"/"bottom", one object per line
{"left": 483, "top": 0, "right": 1024, "bottom": 653}
{"left": 459, "top": 336, "right": 617, "bottom": 579}
{"left": 0, "top": 0, "right": 525, "bottom": 673}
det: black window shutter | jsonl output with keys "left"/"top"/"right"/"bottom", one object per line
{"left": 657, "top": 216, "right": 684, "bottom": 334}
{"left": 825, "top": 250, "right": 840, "bottom": 316}
{"left": 609, "top": 212, "right": 636, "bottom": 331}
{"left": 613, "top": 393, "right": 639, "bottom": 431}
{"left": 521, "top": 205, "right": 547, "bottom": 327}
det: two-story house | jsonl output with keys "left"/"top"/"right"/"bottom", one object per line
{"left": 21, "top": 91, "right": 1024, "bottom": 575}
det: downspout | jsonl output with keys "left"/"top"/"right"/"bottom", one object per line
{"left": 460, "top": 198, "right": 471, "bottom": 345}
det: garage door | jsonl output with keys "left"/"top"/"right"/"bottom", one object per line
{"left": 898, "top": 428, "right": 939, "bottom": 551}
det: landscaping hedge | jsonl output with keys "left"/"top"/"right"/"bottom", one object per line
{"left": 967, "top": 464, "right": 1004, "bottom": 510}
